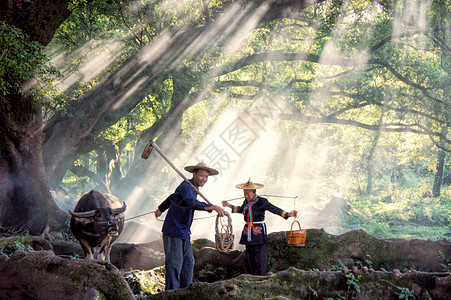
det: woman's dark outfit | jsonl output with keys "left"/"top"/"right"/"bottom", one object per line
{"left": 230, "top": 196, "right": 289, "bottom": 275}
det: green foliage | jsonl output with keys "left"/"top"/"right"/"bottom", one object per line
{"left": 394, "top": 286, "right": 415, "bottom": 300}
{"left": 438, "top": 251, "right": 451, "bottom": 272}
{"left": 356, "top": 254, "right": 373, "bottom": 269}
{"left": 345, "top": 273, "right": 361, "bottom": 293}
{"left": 181, "top": 101, "right": 211, "bottom": 145}
{"left": 335, "top": 184, "right": 451, "bottom": 240}
{"left": 125, "top": 272, "right": 143, "bottom": 295}
{"left": 0, "top": 240, "right": 34, "bottom": 257}
{"left": 308, "top": 285, "right": 318, "bottom": 296}
{"left": 123, "top": 269, "right": 165, "bottom": 296}
{"left": 57, "top": 0, "right": 125, "bottom": 50}
{"left": 0, "top": 21, "right": 60, "bottom": 96}
{"left": 324, "top": 295, "right": 345, "bottom": 300}
{"left": 197, "top": 263, "right": 226, "bottom": 282}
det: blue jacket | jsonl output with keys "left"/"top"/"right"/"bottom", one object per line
{"left": 159, "top": 179, "right": 212, "bottom": 240}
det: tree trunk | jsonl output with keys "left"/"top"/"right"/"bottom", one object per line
{"left": 0, "top": 93, "right": 51, "bottom": 234}
{"left": 1, "top": 0, "right": 73, "bottom": 45}
{"left": 96, "top": 147, "right": 107, "bottom": 183}
{"left": 433, "top": 148, "right": 446, "bottom": 198}
{"left": 0, "top": 0, "right": 75, "bottom": 233}
{"left": 432, "top": 120, "right": 449, "bottom": 197}
{"left": 105, "top": 143, "right": 123, "bottom": 195}
{"left": 365, "top": 116, "right": 383, "bottom": 195}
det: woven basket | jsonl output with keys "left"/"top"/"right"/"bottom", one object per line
{"left": 285, "top": 220, "right": 306, "bottom": 247}
{"left": 215, "top": 211, "right": 234, "bottom": 252}
{"left": 215, "top": 232, "right": 234, "bottom": 249}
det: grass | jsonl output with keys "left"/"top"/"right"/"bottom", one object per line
{"left": 337, "top": 187, "right": 451, "bottom": 240}
{"left": 388, "top": 225, "right": 450, "bottom": 240}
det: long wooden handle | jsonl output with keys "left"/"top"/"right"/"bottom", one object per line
{"left": 148, "top": 140, "right": 212, "bottom": 204}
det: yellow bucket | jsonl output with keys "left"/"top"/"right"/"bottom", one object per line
{"left": 285, "top": 220, "right": 306, "bottom": 247}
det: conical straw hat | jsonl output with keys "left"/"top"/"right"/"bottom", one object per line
{"left": 184, "top": 161, "right": 219, "bottom": 176}
{"left": 235, "top": 178, "right": 264, "bottom": 189}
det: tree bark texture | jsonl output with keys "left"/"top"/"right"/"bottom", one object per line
{"left": 433, "top": 148, "right": 445, "bottom": 198}
{"left": 0, "top": 93, "right": 50, "bottom": 234}
{"left": 0, "top": 0, "right": 73, "bottom": 45}
{"left": 0, "top": 0, "right": 74, "bottom": 233}
{"left": 433, "top": 126, "right": 448, "bottom": 198}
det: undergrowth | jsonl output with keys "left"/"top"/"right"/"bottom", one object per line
{"left": 325, "top": 183, "right": 451, "bottom": 240}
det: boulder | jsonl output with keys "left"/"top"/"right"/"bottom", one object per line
{"left": 267, "top": 229, "right": 451, "bottom": 272}
{"left": 0, "top": 250, "right": 134, "bottom": 299}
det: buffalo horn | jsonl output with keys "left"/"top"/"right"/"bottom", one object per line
{"left": 69, "top": 210, "right": 97, "bottom": 218}
{"left": 112, "top": 202, "right": 127, "bottom": 214}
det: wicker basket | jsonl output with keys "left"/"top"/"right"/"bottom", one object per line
{"left": 215, "top": 212, "right": 234, "bottom": 252}
{"left": 285, "top": 220, "right": 306, "bottom": 247}
{"left": 215, "top": 232, "right": 234, "bottom": 250}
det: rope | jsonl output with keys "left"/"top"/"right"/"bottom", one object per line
{"left": 125, "top": 211, "right": 155, "bottom": 222}
{"left": 125, "top": 210, "right": 220, "bottom": 222}
{"left": 125, "top": 195, "right": 298, "bottom": 221}
{"left": 215, "top": 211, "right": 234, "bottom": 252}
{"left": 262, "top": 195, "right": 298, "bottom": 199}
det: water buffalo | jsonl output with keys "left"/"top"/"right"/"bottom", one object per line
{"left": 69, "top": 190, "right": 126, "bottom": 262}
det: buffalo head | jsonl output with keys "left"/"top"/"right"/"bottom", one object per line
{"left": 69, "top": 190, "right": 126, "bottom": 262}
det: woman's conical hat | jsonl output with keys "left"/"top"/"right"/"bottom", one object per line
{"left": 235, "top": 178, "right": 264, "bottom": 189}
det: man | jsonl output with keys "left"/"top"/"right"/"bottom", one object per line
{"left": 154, "top": 162, "right": 225, "bottom": 290}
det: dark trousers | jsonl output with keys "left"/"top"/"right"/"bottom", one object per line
{"left": 163, "top": 234, "right": 194, "bottom": 290}
{"left": 245, "top": 243, "right": 268, "bottom": 275}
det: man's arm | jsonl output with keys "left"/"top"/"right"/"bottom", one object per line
{"left": 204, "top": 204, "right": 226, "bottom": 217}
{"left": 154, "top": 194, "right": 172, "bottom": 219}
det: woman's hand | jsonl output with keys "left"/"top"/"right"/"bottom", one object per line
{"left": 289, "top": 210, "right": 297, "bottom": 218}
{"left": 222, "top": 200, "right": 230, "bottom": 208}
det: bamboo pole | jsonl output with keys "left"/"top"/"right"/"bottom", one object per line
{"left": 224, "top": 195, "right": 298, "bottom": 201}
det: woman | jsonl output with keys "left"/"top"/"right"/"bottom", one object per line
{"left": 222, "top": 179, "right": 297, "bottom": 275}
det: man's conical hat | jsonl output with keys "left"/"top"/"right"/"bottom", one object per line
{"left": 184, "top": 162, "right": 219, "bottom": 176}
{"left": 235, "top": 178, "right": 264, "bottom": 190}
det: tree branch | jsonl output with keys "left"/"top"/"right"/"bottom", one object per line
{"left": 279, "top": 112, "right": 451, "bottom": 148}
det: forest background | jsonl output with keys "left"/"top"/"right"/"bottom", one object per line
{"left": 0, "top": 0, "right": 450, "bottom": 244}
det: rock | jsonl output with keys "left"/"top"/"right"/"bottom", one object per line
{"left": 111, "top": 242, "right": 165, "bottom": 270}
{"left": 0, "top": 235, "right": 53, "bottom": 255}
{"left": 321, "top": 196, "right": 352, "bottom": 216}
{"left": 0, "top": 250, "right": 134, "bottom": 299}
{"left": 393, "top": 269, "right": 401, "bottom": 277}
{"left": 266, "top": 229, "right": 451, "bottom": 273}
{"left": 50, "top": 238, "right": 165, "bottom": 271}
{"left": 146, "top": 267, "right": 451, "bottom": 300}
{"left": 116, "top": 221, "right": 161, "bottom": 244}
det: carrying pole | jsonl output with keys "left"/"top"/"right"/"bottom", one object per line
{"left": 141, "top": 140, "right": 212, "bottom": 204}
